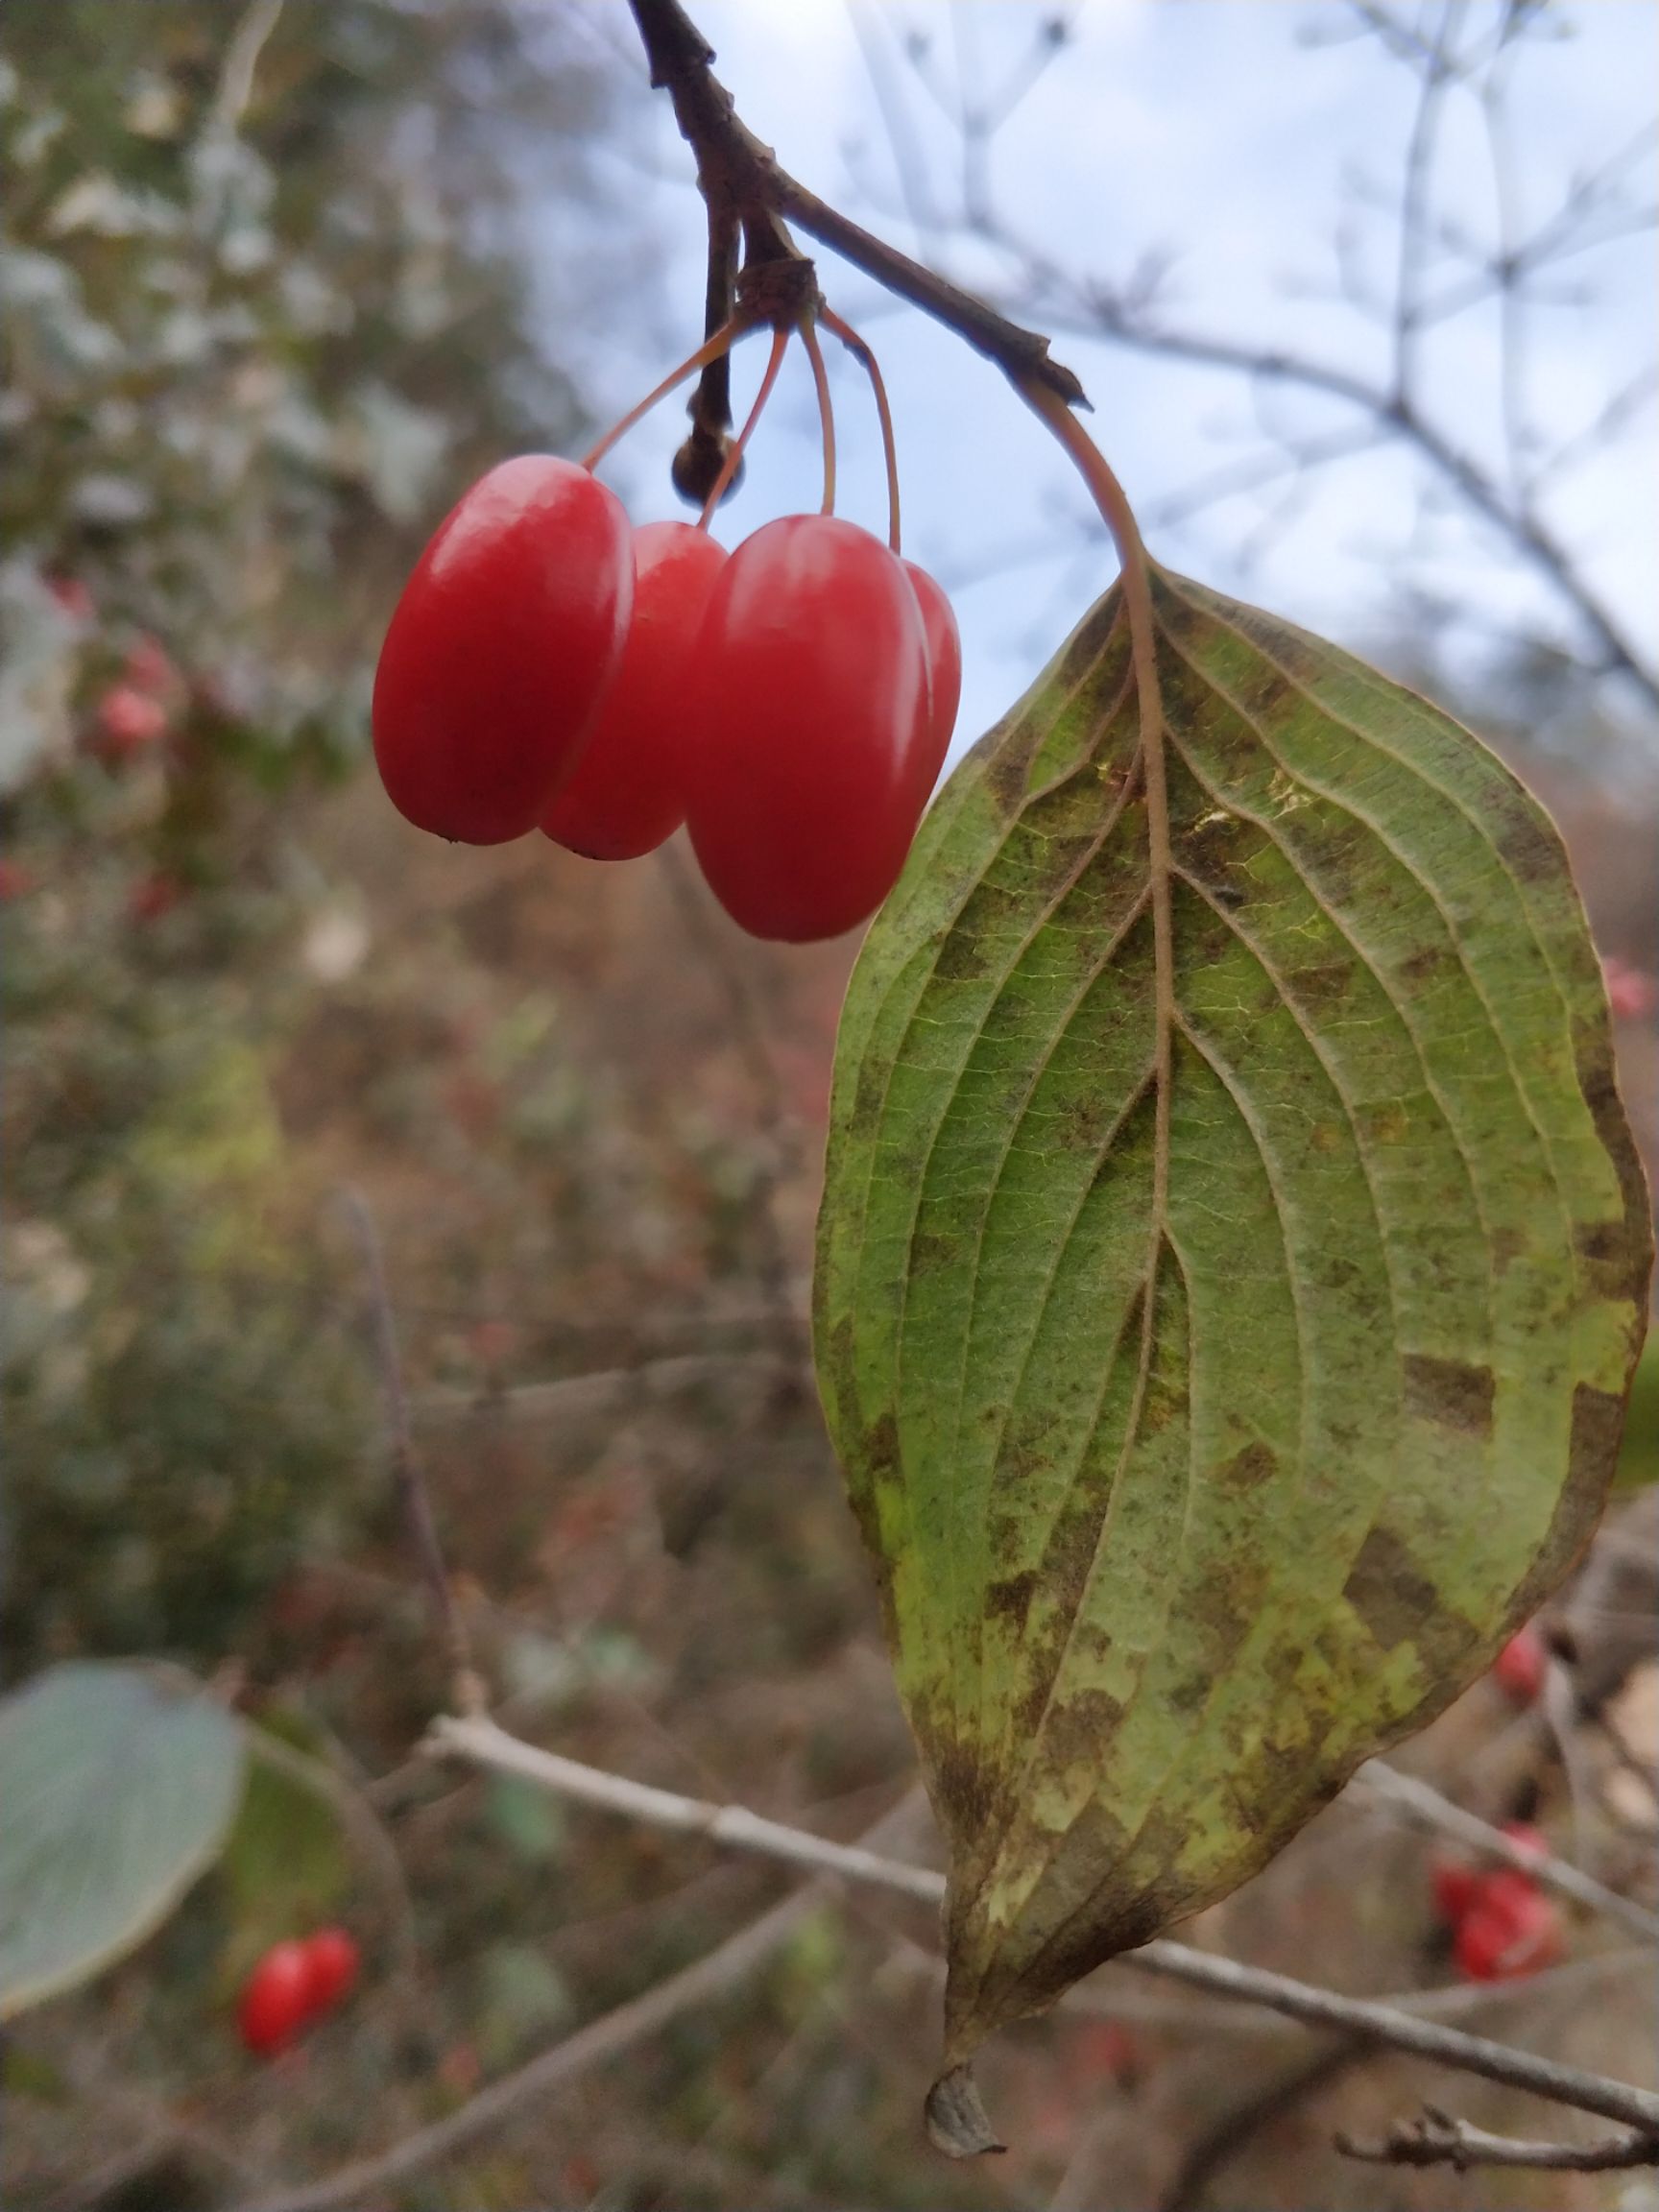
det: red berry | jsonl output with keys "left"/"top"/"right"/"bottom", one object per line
{"left": 373, "top": 456, "right": 632, "bottom": 845}
{"left": 47, "top": 574, "right": 94, "bottom": 621}
{"left": 124, "top": 637, "right": 178, "bottom": 695}
{"left": 129, "top": 872, "right": 182, "bottom": 923}
{"left": 0, "top": 859, "right": 34, "bottom": 902}
{"left": 1602, "top": 954, "right": 1658, "bottom": 1022}
{"left": 301, "top": 1926, "right": 359, "bottom": 2014}
{"left": 1493, "top": 1623, "right": 1547, "bottom": 1706}
{"left": 1454, "top": 1872, "right": 1562, "bottom": 1982}
{"left": 1430, "top": 1853, "right": 1479, "bottom": 1924}
{"left": 94, "top": 685, "right": 168, "bottom": 758}
{"left": 542, "top": 520, "right": 729, "bottom": 860}
{"left": 237, "top": 1940, "right": 314, "bottom": 2055}
{"left": 685, "top": 515, "right": 932, "bottom": 942}
{"left": 902, "top": 558, "right": 961, "bottom": 801}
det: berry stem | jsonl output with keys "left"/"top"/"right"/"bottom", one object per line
{"left": 798, "top": 316, "right": 837, "bottom": 517}
{"left": 821, "top": 307, "right": 901, "bottom": 553}
{"left": 698, "top": 324, "right": 790, "bottom": 527}
{"left": 583, "top": 314, "right": 750, "bottom": 474}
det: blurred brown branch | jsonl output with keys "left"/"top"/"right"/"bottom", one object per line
{"left": 223, "top": 1791, "right": 926, "bottom": 2212}
{"left": 625, "top": 0, "right": 1087, "bottom": 403}
{"left": 428, "top": 1708, "right": 1659, "bottom": 2140}
{"left": 850, "top": 0, "right": 1659, "bottom": 715}
{"left": 1336, "top": 2102, "right": 1659, "bottom": 2173}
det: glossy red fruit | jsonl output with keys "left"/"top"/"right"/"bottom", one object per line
{"left": 542, "top": 521, "right": 729, "bottom": 860}
{"left": 1430, "top": 1853, "right": 1479, "bottom": 1925}
{"left": 1493, "top": 1623, "right": 1547, "bottom": 1705}
{"left": 685, "top": 515, "right": 931, "bottom": 943}
{"left": 902, "top": 558, "right": 961, "bottom": 801}
{"left": 237, "top": 1940, "right": 314, "bottom": 2056}
{"left": 1453, "top": 1871, "right": 1562, "bottom": 1982}
{"left": 373, "top": 456, "right": 632, "bottom": 845}
{"left": 301, "top": 1926, "right": 360, "bottom": 2014}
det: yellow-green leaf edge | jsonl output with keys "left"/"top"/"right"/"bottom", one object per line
{"left": 813, "top": 565, "right": 1650, "bottom": 2081}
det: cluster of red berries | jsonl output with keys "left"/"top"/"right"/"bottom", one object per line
{"left": 236, "top": 1925, "right": 360, "bottom": 2056}
{"left": 1431, "top": 1822, "right": 1564, "bottom": 1983}
{"left": 372, "top": 320, "right": 961, "bottom": 944}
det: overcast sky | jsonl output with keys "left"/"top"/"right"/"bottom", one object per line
{"left": 556, "top": 1, "right": 1659, "bottom": 769}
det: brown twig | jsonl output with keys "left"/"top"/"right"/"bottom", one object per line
{"left": 625, "top": 0, "right": 1087, "bottom": 406}
{"left": 428, "top": 1709, "right": 1659, "bottom": 2140}
{"left": 222, "top": 1791, "right": 926, "bottom": 2212}
{"left": 1336, "top": 2104, "right": 1659, "bottom": 2174}
{"left": 1350, "top": 1758, "right": 1659, "bottom": 1944}
{"left": 853, "top": 6, "right": 1659, "bottom": 713}
{"left": 1158, "top": 2038, "right": 1371, "bottom": 2212}
{"left": 340, "top": 1187, "right": 481, "bottom": 1711}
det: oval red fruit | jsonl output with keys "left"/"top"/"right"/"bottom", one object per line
{"left": 373, "top": 456, "right": 632, "bottom": 844}
{"left": 902, "top": 558, "right": 961, "bottom": 802}
{"left": 1453, "top": 1873, "right": 1562, "bottom": 1982}
{"left": 543, "top": 521, "right": 729, "bottom": 860}
{"left": 1493, "top": 1623, "right": 1547, "bottom": 1706}
{"left": 237, "top": 1940, "right": 314, "bottom": 2056}
{"left": 302, "top": 1926, "right": 360, "bottom": 2014}
{"left": 1430, "top": 1854, "right": 1479, "bottom": 1925}
{"left": 685, "top": 515, "right": 932, "bottom": 943}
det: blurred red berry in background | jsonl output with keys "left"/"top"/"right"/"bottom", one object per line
{"left": 1492, "top": 1623, "right": 1547, "bottom": 1706}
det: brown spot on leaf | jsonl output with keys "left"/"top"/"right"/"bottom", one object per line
{"left": 1214, "top": 1440, "right": 1277, "bottom": 1493}
{"left": 1404, "top": 1352, "right": 1496, "bottom": 1438}
{"left": 1399, "top": 943, "right": 1447, "bottom": 985}
{"left": 1569, "top": 1380, "right": 1629, "bottom": 1492}
{"left": 985, "top": 1571, "right": 1041, "bottom": 1633}
{"left": 933, "top": 926, "right": 994, "bottom": 984}
{"left": 1286, "top": 960, "right": 1353, "bottom": 1013}
{"left": 1575, "top": 1218, "right": 1629, "bottom": 1265}
{"left": 1342, "top": 1525, "right": 1441, "bottom": 1652}
{"left": 908, "top": 1230, "right": 958, "bottom": 1277}
{"left": 1490, "top": 1225, "right": 1527, "bottom": 1274}
{"left": 1495, "top": 803, "right": 1563, "bottom": 884}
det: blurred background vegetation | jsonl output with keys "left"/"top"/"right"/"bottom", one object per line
{"left": 1, "top": 6, "right": 1655, "bottom": 2210}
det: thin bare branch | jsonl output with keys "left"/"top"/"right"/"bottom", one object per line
{"left": 1391, "top": 0, "right": 1464, "bottom": 411}
{"left": 224, "top": 1791, "right": 926, "bottom": 2212}
{"left": 1351, "top": 1759, "right": 1659, "bottom": 1944}
{"left": 624, "top": 0, "right": 1088, "bottom": 405}
{"left": 339, "top": 1187, "right": 481, "bottom": 1710}
{"left": 1336, "top": 2104, "right": 1659, "bottom": 2174}
{"left": 1018, "top": 277, "right": 1659, "bottom": 709}
{"left": 429, "top": 1709, "right": 1659, "bottom": 2139}
{"left": 226, "top": 1887, "right": 819, "bottom": 2212}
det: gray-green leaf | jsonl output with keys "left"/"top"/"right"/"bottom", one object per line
{"left": 0, "top": 1663, "right": 246, "bottom": 2018}
{"left": 814, "top": 566, "right": 1649, "bottom": 2126}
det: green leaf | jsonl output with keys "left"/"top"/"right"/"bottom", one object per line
{"left": 484, "top": 1772, "right": 567, "bottom": 1866}
{"left": 220, "top": 1718, "right": 351, "bottom": 1963}
{"left": 814, "top": 567, "right": 1649, "bottom": 2124}
{"left": 0, "top": 1663, "right": 245, "bottom": 2019}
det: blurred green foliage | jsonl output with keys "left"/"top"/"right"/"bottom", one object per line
{"left": 0, "top": 0, "right": 618, "bottom": 1673}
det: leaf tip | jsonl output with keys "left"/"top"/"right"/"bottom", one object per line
{"left": 925, "top": 2063, "right": 1006, "bottom": 2158}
